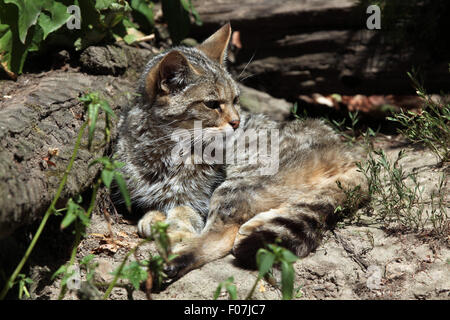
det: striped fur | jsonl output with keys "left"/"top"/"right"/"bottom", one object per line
{"left": 115, "top": 24, "right": 368, "bottom": 279}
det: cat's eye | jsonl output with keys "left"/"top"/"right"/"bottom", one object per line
{"left": 204, "top": 100, "right": 221, "bottom": 110}
{"left": 233, "top": 96, "right": 240, "bottom": 105}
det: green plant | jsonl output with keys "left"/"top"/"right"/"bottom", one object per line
{"left": 326, "top": 111, "right": 361, "bottom": 144}
{"left": 214, "top": 242, "right": 299, "bottom": 300}
{"left": 428, "top": 173, "right": 449, "bottom": 237}
{"left": 356, "top": 148, "right": 448, "bottom": 236}
{"left": 79, "top": 91, "right": 116, "bottom": 149}
{"left": 0, "top": 0, "right": 68, "bottom": 78}
{"left": 0, "top": 89, "right": 182, "bottom": 300}
{"left": 246, "top": 242, "right": 298, "bottom": 300}
{"left": 334, "top": 181, "right": 364, "bottom": 223}
{"left": 294, "top": 284, "right": 304, "bottom": 299}
{"left": 0, "top": 0, "right": 201, "bottom": 77}
{"left": 387, "top": 72, "right": 450, "bottom": 164}
{"left": 17, "top": 274, "right": 33, "bottom": 300}
{"left": 214, "top": 276, "right": 237, "bottom": 300}
{"left": 0, "top": 0, "right": 143, "bottom": 77}
{"left": 291, "top": 102, "right": 308, "bottom": 120}
{"left": 104, "top": 221, "right": 176, "bottom": 299}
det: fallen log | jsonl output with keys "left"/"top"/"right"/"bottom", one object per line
{"left": 0, "top": 71, "right": 134, "bottom": 238}
{"left": 191, "top": 0, "right": 450, "bottom": 97}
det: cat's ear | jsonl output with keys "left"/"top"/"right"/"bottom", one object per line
{"left": 197, "top": 23, "right": 231, "bottom": 65}
{"left": 145, "top": 50, "right": 194, "bottom": 100}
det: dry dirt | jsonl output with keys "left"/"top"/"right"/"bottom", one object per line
{"left": 29, "top": 134, "right": 449, "bottom": 301}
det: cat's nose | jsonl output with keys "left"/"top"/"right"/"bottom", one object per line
{"left": 229, "top": 120, "right": 240, "bottom": 130}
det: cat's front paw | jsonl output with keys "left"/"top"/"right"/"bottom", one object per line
{"left": 137, "top": 210, "right": 166, "bottom": 238}
{"left": 164, "top": 251, "right": 196, "bottom": 280}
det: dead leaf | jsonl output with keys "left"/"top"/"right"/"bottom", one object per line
{"left": 92, "top": 242, "right": 118, "bottom": 255}
{"left": 117, "top": 231, "right": 130, "bottom": 238}
{"left": 42, "top": 156, "right": 56, "bottom": 167}
{"left": 0, "top": 58, "right": 17, "bottom": 80}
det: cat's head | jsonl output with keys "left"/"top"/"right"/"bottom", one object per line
{"left": 140, "top": 23, "right": 240, "bottom": 135}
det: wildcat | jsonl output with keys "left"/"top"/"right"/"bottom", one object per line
{"left": 115, "top": 23, "right": 367, "bottom": 279}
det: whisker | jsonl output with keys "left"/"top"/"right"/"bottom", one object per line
{"left": 240, "top": 73, "right": 256, "bottom": 83}
{"left": 238, "top": 51, "right": 256, "bottom": 80}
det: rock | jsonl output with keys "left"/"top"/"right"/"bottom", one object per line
{"left": 366, "top": 265, "right": 383, "bottom": 291}
{"left": 413, "top": 287, "right": 430, "bottom": 300}
{"left": 93, "top": 258, "right": 115, "bottom": 283}
{"left": 238, "top": 84, "right": 293, "bottom": 121}
{"left": 66, "top": 265, "right": 81, "bottom": 291}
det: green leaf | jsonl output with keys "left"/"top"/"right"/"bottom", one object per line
{"left": 38, "top": 1, "right": 71, "bottom": 40}
{"left": 89, "top": 156, "right": 112, "bottom": 168}
{"left": 281, "top": 249, "right": 298, "bottom": 264}
{"left": 161, "top": 0, "right": 190, "bottom": 45}
{"left": 114, "top": 171, "right": 131, "bottom": 211}
{"left": 256, "top": 249, "right": 275, "bottom": 278}
{"left": 213, "top": 283, "right": 222, "bottom": 300}
{"left": 226, "top": 282, "right": 237, "bottom": 300}
{"left": 152, "top": 221, "right": 171, "bottom": 256}
{"left": 60, "top": 207, "right": 77, "bottom": 230}
{"left": 113, "top": 161, "right": 125, "bottom": 169}
{"left": 0, "top": 25, "right": 14, "bottom": 73}
{"left": 61, "top": 198, "right": 87, "bottom": 229}
{"left": 51, "top": 265, "right": 67, "bottom": 280}
{"left": 180, "top": 0, "right": 202, "bottom": 26}
{"left": 99, "top": 100, "right": 116, "bottom": 118}
{"left": 214, "top": 276, "right": 236, "bottom": 300}
{"left": 131, "top": 0, "right": 154, "bottom": 26}
{"left": 120, "top": 261, "right": 147, "bottom": 290}
{"left": 123, "top": 33, "right": 137, "bottom": 45}
{"left": 101, "top": 169, "right": 115, "bottom": 189}
{"left": 80, "top": 254, "right": 95, "bottom": 265}
{"left": 281, "top": 261, "right": 295, "bottom": 300}
{"left": 4, "top": 0, "right": 42, "bottom": 44}
{"left": 87, "top": 103, "right": 100, "bottom": 149}
{"left": 18, "top": 274, "right": 32, "bottom": 299}
{"left": 0, "top": 1, "right": 43, "bottom": 76}
{"left": 95, "top": 0, "right": 117, "bottom": 11}
{"left": 167, "top": 253, "right": 178, "bottom": 261}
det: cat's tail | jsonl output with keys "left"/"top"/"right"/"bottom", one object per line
{"left": 232, "top": 166, "right": 367, "bottom": 269}
{"left": 232, "top": 201, "right": 334, "bottom": 268}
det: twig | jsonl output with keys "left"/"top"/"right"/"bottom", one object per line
{"left": 134, "top": 34, "right": 155, "bottom": 43}
{"left": 333, "top": 230, "right": 370, "bottom": 271}
{"left": 116, "top": 34, "right": 155, "bottom": 45}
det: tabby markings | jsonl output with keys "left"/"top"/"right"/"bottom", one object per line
{"left": 170, "top": 121, "right": 279, "bottom": 175}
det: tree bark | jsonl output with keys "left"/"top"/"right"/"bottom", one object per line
{"left": 0, "top": 71, "right": 134, "bottom": 238}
